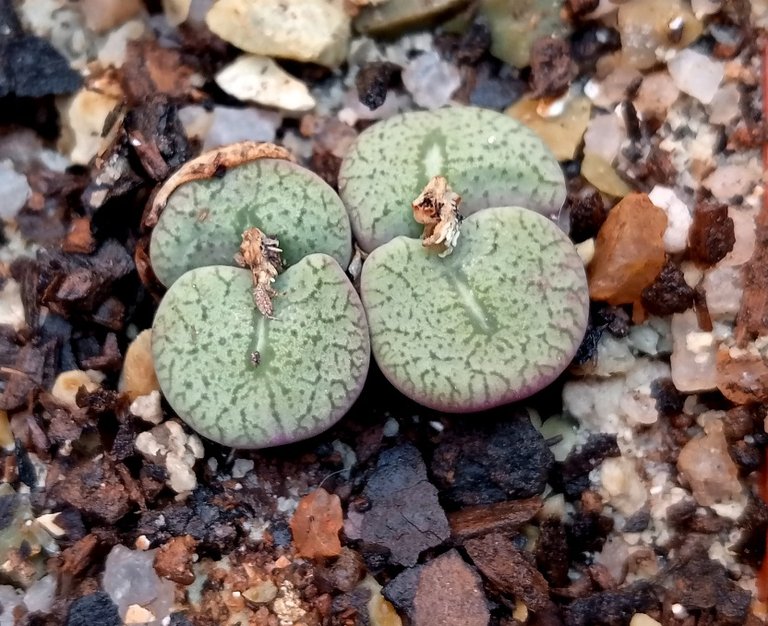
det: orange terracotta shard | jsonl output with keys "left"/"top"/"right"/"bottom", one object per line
{"left": 588, "top": 193, "right": 667, "bottom": 307}
{"left": 290, "top": 488, "right": 343, "bottom": 560}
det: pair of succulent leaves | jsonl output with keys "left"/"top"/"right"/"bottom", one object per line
{"left": 151, "top": 107, "right": 589, "bottom": 449}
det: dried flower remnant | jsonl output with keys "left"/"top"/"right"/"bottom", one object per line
{"left": 339, "top": 107, "right": 565, "bottom": 252}
{"left": 235, "top": 227, "right": 283, "bottom": 317}
{"left": 412, "top": 176, "right": 462, "bottom": 256}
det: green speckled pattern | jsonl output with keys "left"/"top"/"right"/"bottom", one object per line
{"left": 338, "top": 107, "right": 566, "bottom": 252}
{"left": 150, "top": 159, "right": 352, "bottom": 286}
{"left": 152, "top": 255, "right": 370, "bottom": 449}
{"left": 360, "top": 207, "right": 588, "bottom": 412}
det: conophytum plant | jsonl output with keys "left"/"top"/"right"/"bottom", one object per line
{"left": 149, "top": 106, "right": 589, "bottom": 449}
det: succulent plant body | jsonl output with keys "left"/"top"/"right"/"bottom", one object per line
{"left": 149, "top": 106, "right": 589, "bottom": 449}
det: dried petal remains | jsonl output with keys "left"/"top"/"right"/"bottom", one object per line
{"left": 235, "top": 227, "right": 283, "bottom": 317}
{"left": 412, "top": 176, "right": 462, "bottom": 256}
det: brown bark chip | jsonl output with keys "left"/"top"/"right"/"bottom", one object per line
{"left": 465, "top": 533, "right": 551, "bottom": 612}
{"left": 448, "top": 497, "right": 542, "bottom": 541}
{"left": 530, "top": 37, "right": 576, "bottom": 98}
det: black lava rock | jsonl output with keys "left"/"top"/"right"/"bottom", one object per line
{"left": 431, "top": 412, "right": 555, "bottom": 508}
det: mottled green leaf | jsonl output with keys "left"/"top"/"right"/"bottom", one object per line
{"left": 338, "top": 107, "right": 565, "bottom": 252}
{"left": 152, "top": 255, "right": 370, "bottom": 449}
{"left": 150, "top": 158, "right": 352, "bottom": 286}
{"left": 361, "top": 206, "right": 588, "bottom": 411}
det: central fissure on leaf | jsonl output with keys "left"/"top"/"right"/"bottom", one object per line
{"left": 448, "top": 275, "right": 496, "bottom": 334}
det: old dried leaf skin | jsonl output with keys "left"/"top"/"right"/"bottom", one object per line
{"left": 412, "top": 176, "right": 462, "bottom": 256}
{"left": 235, "top": 228, "right": 283, "bottom": 318}
{"left": 145, "top": 141, "right": 293, "bottom": 228}
{"left": 290, "top": 488, "right": 343, "bottom": 559}
{"left": 150, "top": 154, "right": 352, "bottom": 287}
{"left": 589, "top": 193, "right": 668, "bottom": 307}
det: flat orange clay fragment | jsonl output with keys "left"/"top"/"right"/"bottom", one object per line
{"left": 290, "top": 488, "right": 343, "bottom": 560}
{"left": 589, "top": 193, "right": 667, "bottom": 307}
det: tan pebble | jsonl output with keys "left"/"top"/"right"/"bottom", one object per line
{"left": 512, "top": 599, "right": 529, "bottom": 622}
{"left": 506, "top": 95, "right": 591, "bottom": 161}
{"left": 51, "top": 370, "right": 100, "bottom": 411}
{"left": 677, "top": 418, "right": 742, "bottom": 506}
{"left": 81, "top": 0, "right": 143, "bottom": 32}
{"left": 581, "top": 152, "right": 633, "bottom": 198}
{"left": 243, "top": 580, "right": 278, "bottom": 605}
{"left": 124, "top": 604, "right": 155, "bottom": 624}
{"left": 359, "top": 575, "right": 402, "bottom": 626}
{"left": 58, "top": 88, "right": 122, "bottom": 165}
{"left": 0, "top": 410, "right": 14, "bottom": 450}
{"left": 630, "top": 614, "right": 661, "bottom": 626}
{"left": 36, "top": 513, "right": 66, "bottom": 538}
{"left": 119, "top": 329, "right": 160, "bottom": 400}
{"left": 273, "top": 555, "right": 291, "bottom": 569}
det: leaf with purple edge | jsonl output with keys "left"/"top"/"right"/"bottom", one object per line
{"left": 360, "top": 206, "right": 588, "bottom": 412}
{"left": 152, "top": 254, "right": 370, "bottom": 449}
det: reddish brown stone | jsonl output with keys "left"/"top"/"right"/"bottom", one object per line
{"left": 48, "top": 457, "right": 131, "bottom": 524}
{"left": 60, "top": 534, "right": 100, "bottom": 578}
{"left": 736, "top": 200, "right": 768, "bottom": 345}
{"left": 62, "top": 217, "right": 95, "bottom": 254}
{"left": 154, "top": 535, "right": 198, "bottom": 585}
{"left": 465, "top": 533, "right": 550, "bottom": 612}
{"left": 716, "top": 345, "right": 768, "bottom": 404}
{"left": 290, "top": 488, "right": 343, "bottom": 560}
{"left": 589, "top": 193, "right": 667, "bottom": 307}
{"left": 688, "top": 201, "right": 735, "bottom": 266}
{"left": 414, "top": 550, "right": 489, "bottom": 626}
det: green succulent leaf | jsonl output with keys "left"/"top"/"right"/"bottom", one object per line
{"left": 338, "top": 107, "right": 565, "bottom": 252}
{"left": 360, "top": 206, "right": 588, "bottom": 412}
{"left": 152, "top": 255, "right": 370, "bottom": 449}
{"left": 150, "top": 158, "right": 352, "bottom": 286}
